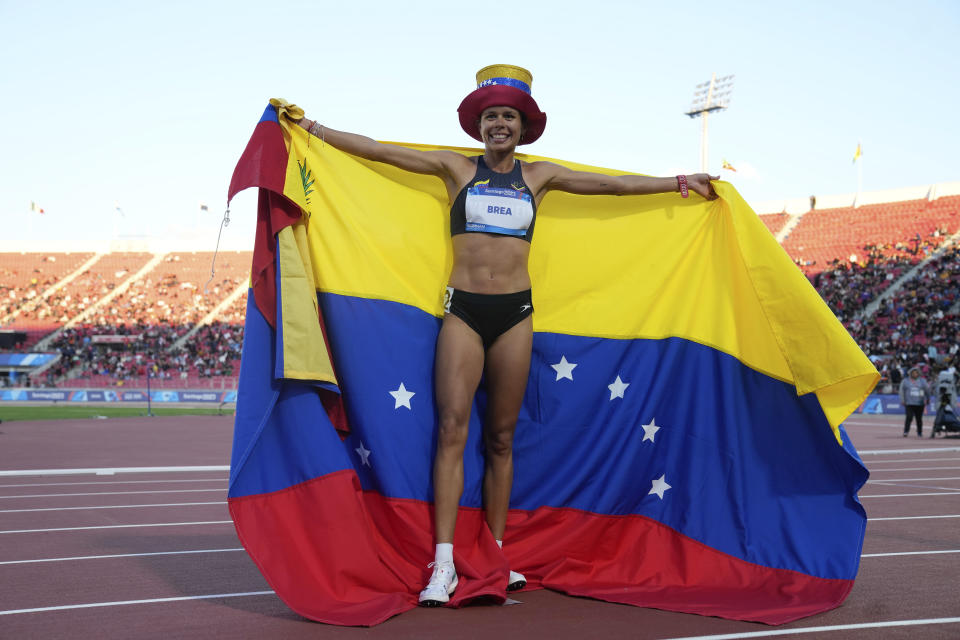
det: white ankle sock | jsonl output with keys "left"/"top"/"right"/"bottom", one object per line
{"left": 435, "top": 543, "right": 453, "bottom": 564}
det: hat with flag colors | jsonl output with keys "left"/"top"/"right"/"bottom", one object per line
{"left": 458, "top": 64, "right": 547, "bottom": 145}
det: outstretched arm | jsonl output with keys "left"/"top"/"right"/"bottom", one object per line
{"left": 529, "top": 162, "right": 719, "bottom": 200}
{"left": 293, "top": 117, "right": 466, "bottom": 179}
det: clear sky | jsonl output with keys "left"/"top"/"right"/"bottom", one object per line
{"left": 1, "top": 0, "right": 958, "bottom": 251}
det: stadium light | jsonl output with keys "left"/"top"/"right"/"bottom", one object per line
{"left": 685, "top": 73, "right": 734, "bottom": 173}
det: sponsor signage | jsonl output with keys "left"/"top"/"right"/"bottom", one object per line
{"left": 27, "top": 390, "right": 70, "bottom": 401}
{"left": 91, "top": 335, "right": 142, "bottom": 345}
{"left": 180, "top": 391, "right": 222, "bottom": 403}
{"left": 0, "top": 388, "right": 235, "bottom": 404}
{"left": 855, "top": 394, "right": 950, "bottom": 415}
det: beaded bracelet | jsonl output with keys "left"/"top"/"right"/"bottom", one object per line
{"left": 677, "top": 175, "right": 689, "bottom": 198}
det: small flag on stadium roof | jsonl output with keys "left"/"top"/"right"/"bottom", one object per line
{"left": 30, "top": 201, "right": 44, "bottom": 214}
{"left": 722, "top": 159, "right": 737, "bottom": 172}
{"left": 853, "top": 142, "right": 862, "bottom": 164}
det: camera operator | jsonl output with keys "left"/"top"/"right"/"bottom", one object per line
{"left": 936, "top": 368, "right": 957, "bottom": 408}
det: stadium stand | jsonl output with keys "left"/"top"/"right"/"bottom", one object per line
{"left": 758, "top": 212, "right": 790, "bottom": 236}
{"left": 85, "top": 251, "right": 248, "bottom": 328}
{"left": 851, "top": 244, "right": 960, "bottom": 373}
{"left": 0, "top": 251, "right": 250, "bottom": 389}
{"left": 0, "top": 252, "right": 96, "bottom": 346}
{"left": 780, "top": 195, "right": 960, "bottom": 274}
{"left": 754, "top": 184, "right": 960, "bottom": 391}
{"left": 2, "top": 182, "right": 959, "bottom": 395}
{"left": 8, "top": 252, "right": 155, "bottom": 349}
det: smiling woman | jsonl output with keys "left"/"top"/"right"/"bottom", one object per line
{"left": 289, "top": 63, "right": 718, "bottom": 607}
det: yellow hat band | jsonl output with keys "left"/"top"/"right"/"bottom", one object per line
{"left": 475, "top": 64, "right": 533, "bottom": 95}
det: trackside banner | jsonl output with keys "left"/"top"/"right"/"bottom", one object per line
{"left": 0, "top": 389, "right": 238, "bottom": 403}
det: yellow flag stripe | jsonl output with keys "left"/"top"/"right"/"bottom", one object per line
{"left": 277, "top": 121, "right": 878, "bottom": 440}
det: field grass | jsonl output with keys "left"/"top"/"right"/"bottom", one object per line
{"left": 0, "top": 406, "right": 234, "bottom": 422}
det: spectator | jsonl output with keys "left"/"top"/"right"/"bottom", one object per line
{"left": 899, "top": 367, "right": 930, "bottom": 437}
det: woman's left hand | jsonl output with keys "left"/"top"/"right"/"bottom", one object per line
{"left": 687, "top": 173, "right": 720, "bottom": 200}
{"left": 269, "top": 98, "right": 305, "bottom": 122}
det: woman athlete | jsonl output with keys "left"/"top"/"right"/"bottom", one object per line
{"left": 292, "top": 64, "right": 718, "bottom": 607}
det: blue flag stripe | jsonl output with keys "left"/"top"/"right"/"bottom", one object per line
{"left": 229, "top": 292, "right": 867, "bottom": 581}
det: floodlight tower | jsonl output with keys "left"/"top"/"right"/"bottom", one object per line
{"left": 685, "top": 73, "right": 734, "bottom": 172}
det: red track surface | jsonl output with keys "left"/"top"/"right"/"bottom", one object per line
{"left": 0, "top": 414, "right": 957, "bottom": 639}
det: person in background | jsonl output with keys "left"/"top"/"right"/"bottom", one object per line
{"left": 899, "top": 366, "right": 930, "bottom": 437}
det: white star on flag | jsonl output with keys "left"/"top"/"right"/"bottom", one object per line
{"left": 641, "top": 418, "right": 660, "bottom": 443}
{"left": 551, "top": 356, "right": 577, "bottom": 381}
{"left": 355, "top": 441, "right": 372, "bottom": 467}
{"left": 649, "top": 474, "right": 671, "bottom": 499}
{"left": 389, "top": 382, "right": 415, "bottom": 409}
{"left": 608, "top": 375, "right": 629, "bottom": 400}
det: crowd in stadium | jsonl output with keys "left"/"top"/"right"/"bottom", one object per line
{"left": 28, "top": 320, "right": 243, "bottom": 387}
{"left": 1, "top": 212, "right": 958, "bottom": 392}
{"left": 817, "top": 240, "right": 960, "bottom": 388}
{"left": 811, "top": 244, "right": 915, "bottom": 320}
{"left": 0, "top": 251, "right": 248, "bottom": 388}
{"left": 0, "top": 253, "right": 82, "bottom": 323}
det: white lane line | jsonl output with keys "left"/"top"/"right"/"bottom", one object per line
{"left": 0, "top": 591, "right": 275, "bottom": 616}
{"left": 862, "top": 466, "right": 960, "bottom": 472}
{"left": 870, "top": 515, "right": 960, "bottom": 521}
{"left": 859, "top": 491, "right": 960, "bottom": 498}
{"left": 867, "top": 459, "right": 960, "bottom": 465}
{"left": 665, "top": 617, "right": 960, "bottom": 639}
{"left": 859, "top": 447, "right": 960, "bottom": 455}
{"left": 869, "top": 482, "right": 960, "bottom": 491}
{"left": 867, "top": 477, "right": 960, "bottom": 482}
{"left": 0, "top": 489, "right": 225, "bottom": 499}
{"left": 0, "top": 479, "right": 227, "bottom": 489}
{"left": 0, "top": 501, "right": 226, "bottom": 513}
{"left": 0, "top": 548, "right": 245, "bottom": 565}
{"left": 0, "top": 521, "right": 233, "bottom": 534}
{"left": 862, "top": 550, "right": 960, "bottom": 558}
{"left": 0, "top": 466, "right": 229, "bottom": 477}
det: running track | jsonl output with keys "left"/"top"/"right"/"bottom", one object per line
{"left": 0, "top": 414, "right": 957, "bottom": 639}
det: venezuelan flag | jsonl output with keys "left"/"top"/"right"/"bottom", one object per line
{"left": 226, "top": 103, "right": 878, "bottom": 626}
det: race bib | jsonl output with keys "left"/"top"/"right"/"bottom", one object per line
{"left": 464, "top": 185, "right": 534, "bottom": 236}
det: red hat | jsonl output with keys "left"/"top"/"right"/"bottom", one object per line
{"left": 457, "top": 64, "right": 547, "bottom": 145}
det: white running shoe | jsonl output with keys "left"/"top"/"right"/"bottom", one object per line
{"left": 418, "top": 561, "right": 458, "bottom": 607}
{"left": 507, "top": 569, "right": 526, "bottom": 591}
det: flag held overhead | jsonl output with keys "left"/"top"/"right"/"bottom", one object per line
{"left": 226, "top": 102, "right": 878, "bottom": 627}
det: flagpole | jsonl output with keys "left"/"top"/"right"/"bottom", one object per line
{"left": 700, "top": 111, "right": 710, "bottom": 173}
{"left": 857, "top": 150, "right": 863, "bottom": 195}
{"left": 853, "top": 141, "right": 863, "bottom": 208}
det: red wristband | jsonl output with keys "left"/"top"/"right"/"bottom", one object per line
{"left": 677, "top": 175, "right": 689, "bottom": 198}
